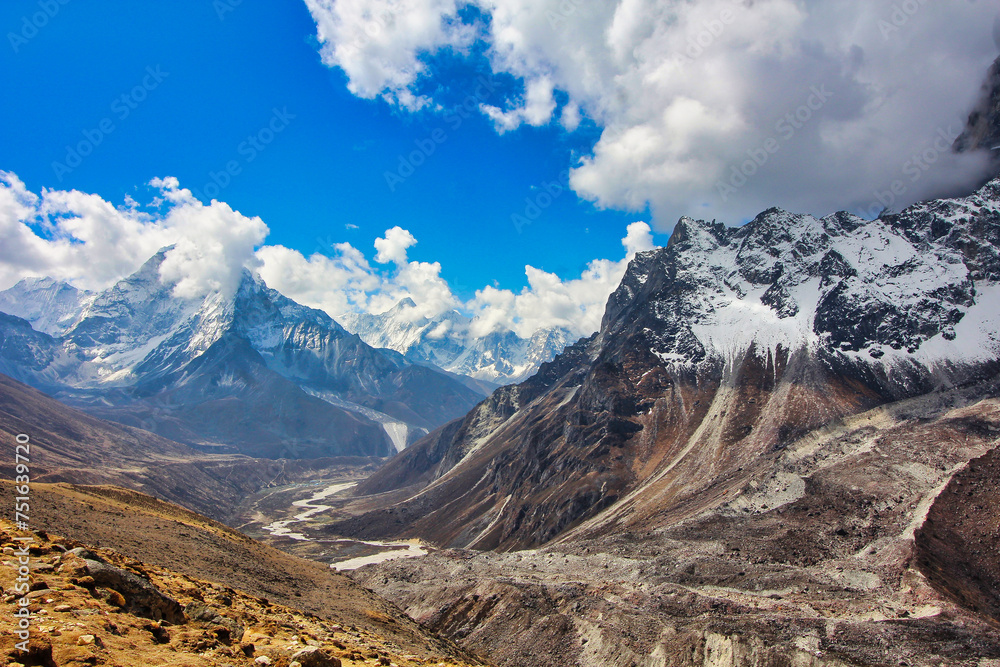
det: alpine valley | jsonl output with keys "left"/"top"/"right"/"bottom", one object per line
{"left": 5, "top": 176, "right": 1000, "bottom": 665}
{"left": 8, "top": 5, "right": 1000, "bottom": 667}
{"left": 320, "top": 176, "right": 1000, "bottom": 666}
{"left": 5, "top": 175, "right": 1000, "bottom": 666}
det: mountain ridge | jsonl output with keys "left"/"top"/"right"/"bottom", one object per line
{"left": 327, "top": 177, "right": 1000, "bottom": 667}
{"left": 0, "top": 250, "right": 486, "bottom": 459}
{"left": 0, "top": 370, "right": 384, "bottom": 522}
{"left": 329, "top": 176, "right": 1000, "bottom": 551}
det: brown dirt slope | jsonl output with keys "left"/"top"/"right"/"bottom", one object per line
{"left": 0, "top": 518, "right": 485, "bottom": 667}
{"left": 0, "top": 481, "right": 486, "bottom": 666}
{"left": 0, "top": 372, "right": 382, "bottom": 522}
{"left": 916, "top": 442, "right": 1000, "bottom": 626}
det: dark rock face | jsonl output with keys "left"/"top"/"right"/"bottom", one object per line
{"left": 955, "top": 56, "right": 1000, "bottom": 160}
{"left": 0, "top": 252, "right": 484, "bottom": 459}
{"left": 334, "top": 178, "right": 1000, "bottom": 555}
{"left": 0, "top": 313, "right": 58, "bottom": 386}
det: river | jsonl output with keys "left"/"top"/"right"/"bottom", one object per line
{"left": 260, "top": 481, "right": 428, "bottom": 571}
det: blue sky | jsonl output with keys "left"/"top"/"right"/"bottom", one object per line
{"left": 0, "top": 0, "right": 649, "bottom": 300}
{"left": 1, "top": 0, "right": 996, "bottom": 340}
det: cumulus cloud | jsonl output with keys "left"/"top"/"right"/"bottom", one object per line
{"left": 258, "top": 220, "right": 654, "bottom": 341}
{"left": 466, "top": 221, "right": 653, "bottom": 338}
{"left": 0, "top": 172, "right": 267, "bottom": 298}
{"left": 255, "top": 242, "right": 380, "bottom": 316}
{"left": 303, "top": 0, "right": 1000, "bottom": 225}
{"left": 373, "top": 225, "right": 417, "bottom": 265}
{"left": 302, "top": 0, "right": 476, "bottom": 110}
{"left": 260, "top": 223, "right": 655, "bottom": 341}
{"left": 0, "top": 171, "right": 653, "bottom": 342}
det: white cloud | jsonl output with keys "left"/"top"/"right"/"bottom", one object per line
{"left": 303, "top": 0, "right": 1000, "bottom": 226}
{"left": 153, "top": 179, "right": 269, "bottom": 299}
{"left": 257, "top": 219, "right": 654, "bottom": 341}
{"left": 467, "top": 221, "right": 653, "bottom": 338}
{"left": 373, "top": 225, "right": 417, "bottom": 265}
{"left": 302, "top": 0, "right": 475, "bottom": 110}
{"left": 378, "top": 257, "right": 461, "bottom": 322}
{"left": 0, "top": 172, "right": 654, "bottom": 342}
{"left": 256, "top": 242, "right": 381, "bottom": 316}
{"left": 622, "top": 217, "right": 656, "bottom": 255}
{"left": 481, "top": 76, "right": 557, "bottom": 133}
{"left": 0, "top": 172, "right": 267, "bottom": 298}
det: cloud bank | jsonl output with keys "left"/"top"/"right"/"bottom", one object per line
{"left": 257, "top": 221, "right": 654, "bottom": 340}
{"left": 303, "top": 0, "right": 1000, "bottom": 225}
{"left": 0, "top": 172, "right": 267, "bottom": 299}
{"left": 0, "top": 172, "right": 652, "bottom": 341}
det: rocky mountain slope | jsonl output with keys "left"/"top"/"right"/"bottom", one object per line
{"left": 0, "top": 372, "right": 380, "bottom": 522}
{"left": 956, "top": 56, "right": 1000, "bottom": 160}
{"left": 333, "top": 177, "right": 1000, "bottom": 551}
{"left": 341, "top": 298, "right": 572, "bottom": 386}
{"left": 353, "top": 382, "right": 1000, "bottom": 666}
{"left": 316, "top": 178, "right": 1000, "bottom": 666}
{"left": 347, "top": 357, "right": 1000, "bottom": 666}
{"left": 0, "top": 250, "right": 484, "bottom": 458}
{"left": 0, "top": 483, "right": 486, "bottom": 667}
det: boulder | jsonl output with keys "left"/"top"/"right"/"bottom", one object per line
{"left": 81, "top": 559, "right": 184, "bottom": 623}
{"left": 291, "top": 646, "right": 342, "bottom": 667}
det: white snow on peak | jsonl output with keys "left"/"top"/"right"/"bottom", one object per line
{"left": 648, "top": 198, "right": 997, "bottom": 371}
{"left": 0, "top": 277, "right": 95, "bottom": 336}
{"left": 341, "top": 301, "right": 572, "bottom": 385}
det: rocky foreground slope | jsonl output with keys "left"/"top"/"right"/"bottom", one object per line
{"left": 0, "top": 482, "right": 486, "bottom": 667}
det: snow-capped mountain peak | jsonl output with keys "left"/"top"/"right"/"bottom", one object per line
{"left": 0, "top": 276, "right": 94, "bottom": 337}
{"left": 0, "top": 253, "right": 484, "bottom": 458}
{"left": 340, "top": 301, "right": 573, "bottom": 385}
{"left": 602, "top": 199, "right": 992, "bottom": 380}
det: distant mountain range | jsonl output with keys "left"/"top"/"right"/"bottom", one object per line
{"left": 340, "top": 298, "right": 574, "bottom": 386}
{"left": 0, "top": 249, "right": 485, "bottom": 459}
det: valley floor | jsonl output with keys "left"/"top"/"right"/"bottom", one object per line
{"left": 232, "top": 476, "right": 432, "bottom": 571}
